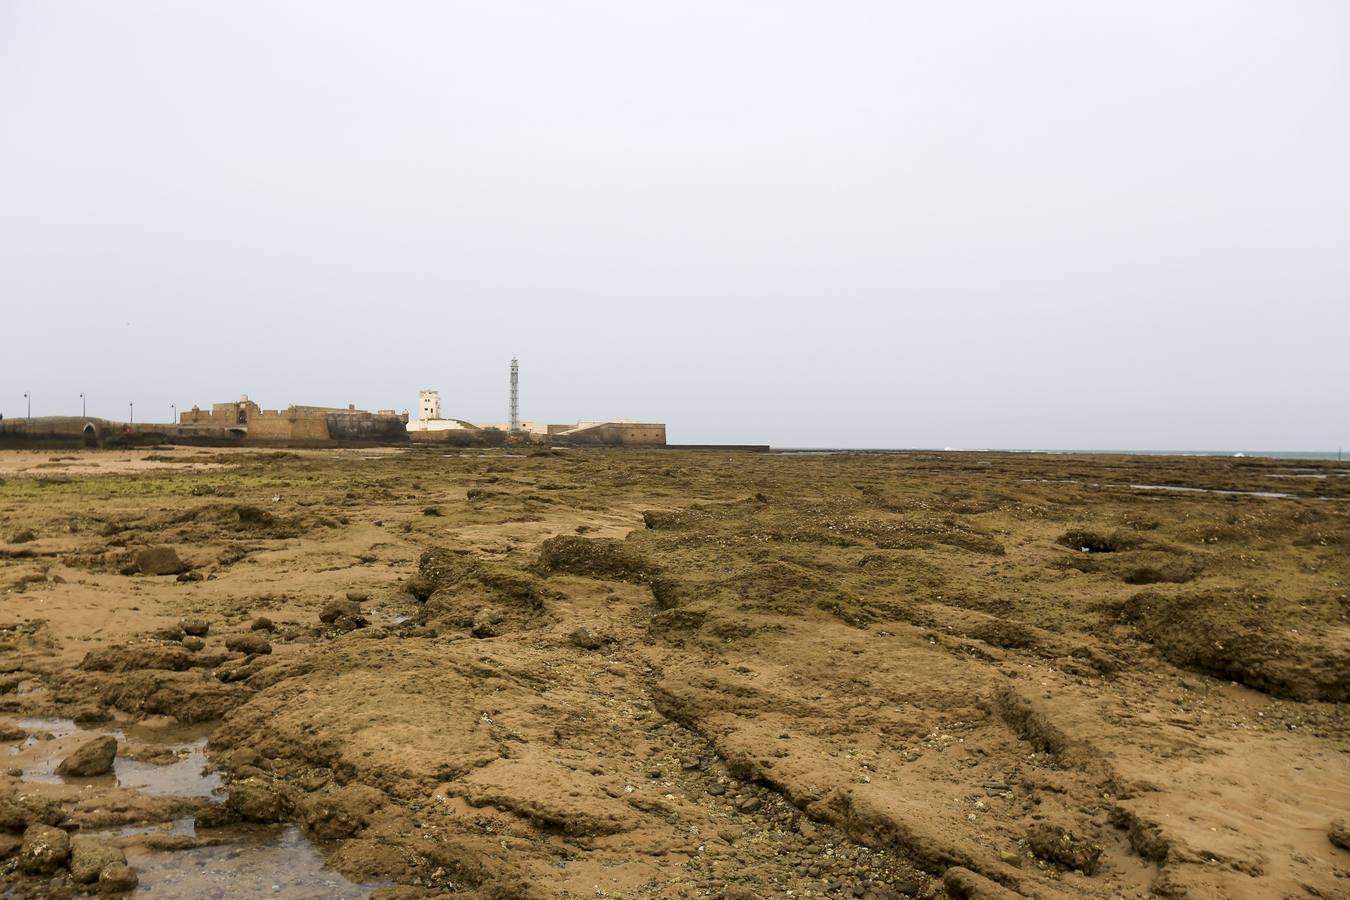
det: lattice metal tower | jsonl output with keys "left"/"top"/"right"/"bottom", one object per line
{"left": 509, "top": 357, "right": 520, "bottom": 433}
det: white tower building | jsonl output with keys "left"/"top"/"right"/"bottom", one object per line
{"left": 418, "top": 390, "right": 441, "bottom": 421}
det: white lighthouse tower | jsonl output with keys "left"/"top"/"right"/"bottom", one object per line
{"left": 418, "top": 390, "right": 441, "bottom": 422}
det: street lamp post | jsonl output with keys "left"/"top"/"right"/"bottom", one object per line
{"left": 80, "top": 393, "right": 86, "bottom": 418}
{"left": 170, "top": 403, "right": 177, "bottom": 425}
{"left": 24, "top": 393, "right": 30, "bottom": 422}
{"left": 129, "top": 402, "right": 134, "bottom": 425}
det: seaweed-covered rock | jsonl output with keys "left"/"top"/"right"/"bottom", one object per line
{"left": 0, "top": 792, "right": 66, "bottom": 831}
{"left": 410, "top": 547, "right": 476, "bottom": 599}
{"left": 568, "top": 627, "right": 610, "bottom": 650}
{"left": 405, "top": 575, "right": 435, "bottom": 602}
{"left": 199, "top": 776, "right": 292, "bottom": 827}
{"left": 69, "top": 838, "right": 126, "bottom": 884}
{"left": 91, "top": 670, "right": 252, "bottom": 723}
{"left": 320, "top": 600, "right": 362, "bottom": 624}
{"left": 227, "top": 777, "right": 291, "bottom": 823}
{"left": 470, "top": 608, "right": 502, "bottom": 639}
{"left": 225, "top": 634, "right": 272, "bottom": 656}
{"left": 1027, "top": 823, "right": 1102, "bottom": 875}
{"left": 534, "top": 535, "right": 657, "bottom": 583}
{"left": 19, "top": 823, "right": 70, "bottom": 875}
{"left": 1059, "top": 529, "right": 1136, "bottom": 554}
{"left": 99, "top": 861, "right": 139, "bottom": 893}
{"left": 73, "top": 706, "right": 113, "bottom": 726}
{"left": 297, "top": 783, "right": 386, "bottom": 840}
{"left": 133, "top": 546, "right": 188, "bottom": 576}
{"left": 649, "top": 576, "right": 689, "bottom": 609}
{"left": 1120, "top": 590, "right": 1350, "bottom": 701}
{"left": 81, "top": 644, "right": 224, "bottom": 673}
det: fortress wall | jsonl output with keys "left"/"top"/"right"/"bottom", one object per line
{"left": 247, "top": 410, "right": 331, "bottom": 442}
{"left": 326, "top": 412, "right": 409, "bottom": 442}
{"left": 560, "top": 423, "right": 667, "bottom": 446}
{"left": 610, "top": 424, "right": 666, "bottom": 446}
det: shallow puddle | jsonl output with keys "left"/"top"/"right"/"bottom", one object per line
{"left": 9, "top": 721, "right": 381, "bottom": 896}
{"left": 126, "top": 824, "right": 382, "bottom": 899}
{"left": 111, "top": 818, "right": 198, "bottom": 838}
{"left": 14, "top": 716, "right": 83, "bottom": 739}
{"left": 12, "top": 719, "right": 222, "bottom": 798}
{"left": 116, "top": 740, "right": 223, "bottom": 798}
{"left": 1128, "top": 483, "right": 1297, "bottom": 499}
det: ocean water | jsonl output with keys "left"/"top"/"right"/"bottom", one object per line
{"left": 1008, "top": 449, "right": 1346, "bottom": 461}
{"left": 773, "top": 448, "right": 1346, "bottom": 461}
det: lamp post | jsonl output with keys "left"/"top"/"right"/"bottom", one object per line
{"left": 23, "top": 393, "right": 30, "bottom": 422}
{"left": 129, "top": 402, "right": 134, "bottom": 425}
{"left": 170, "top": 403, "right": 177, "bottom": 424}
{"left": 80, "top": 393, "right": 86, "bottom": 418}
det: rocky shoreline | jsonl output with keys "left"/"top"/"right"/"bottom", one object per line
{"left": 1, "top": 446, "right": 1347, "bottom": 897}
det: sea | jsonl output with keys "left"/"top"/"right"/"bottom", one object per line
{"left": 1003, "top": 449, "right": 1345, "bottom": 461}
{"left": 772, "top": 449, "right": 1347, "bottom": 461}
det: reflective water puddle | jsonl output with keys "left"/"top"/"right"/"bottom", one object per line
{"left": 8, "top": 717, "right": 383, "bottom": 897}
{"left": 125, "top": 823, "right": 382, "bottom": 899}
{"left": 1128, "top": 483, "right": 1297, "bottom": 499}
{"left": 14, "top": 719, "right": 222, "bottom": 798}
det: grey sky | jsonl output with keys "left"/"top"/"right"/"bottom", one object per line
{"left": 2, "top": 1, "right": 1347, "bottom": 448}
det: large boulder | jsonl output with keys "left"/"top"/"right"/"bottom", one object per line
{"left": 19, "top": 823, "right": 70, "bottom": 875}
{"left": 56, "top": 735, "right": 118, "bottom": 777}
{"left": 133, "top": 546, "right": 188, "bottom": 576}
{"left": 69, "top": 838, "right": 126, "bottom": 884}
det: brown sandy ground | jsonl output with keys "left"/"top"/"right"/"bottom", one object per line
{"left": 0, "top": 446, "right": 1348, "bottom": 898}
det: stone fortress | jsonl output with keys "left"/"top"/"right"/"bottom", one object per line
{"left": 179, "top": 396, "right": 408, "bottom": 444}
{"left": 0, "top": 360, "right": 669, "bottom": 448}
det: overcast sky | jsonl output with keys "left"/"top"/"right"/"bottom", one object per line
{"left": 2, "top": 2, "right": 1347, "bottom": 448}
